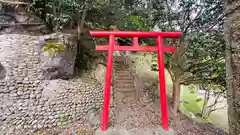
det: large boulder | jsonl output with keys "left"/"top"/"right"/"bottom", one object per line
{"left": 38, "top": 33, "right": 78, "bottom": 80}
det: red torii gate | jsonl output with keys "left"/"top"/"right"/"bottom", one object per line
{"left": 90, "top": 31, "right": 182, "bottom": 131}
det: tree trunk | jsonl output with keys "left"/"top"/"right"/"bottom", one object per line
{"left": 172, "top": 84, "right": 176, "bottom": 104}
{"left": 201, "top": 89, "right": 210, "bottom": 119}
{"left": 224, "top": 0, "right": 240, "bottom": 134}
{"left": 172, "top": 75, "right": 181, "bottom": 115}
{"left": 171, "top": 39, "right": 185, "bottom": 115}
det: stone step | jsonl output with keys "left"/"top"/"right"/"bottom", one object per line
{"left": 116, "top": 80, "right": 134, "bottom": 82}
{"left": 114, "top": 67, "right": 130, "bottom": 72}
{"left": 115, "top": 81, "right": 134, "bottom": 84}
{"left": 115, "top": 76, "right": 133, "bottom": 79}
{"left": 115, "top": 71, "right": 129, "bottom": 73}
{"left": 115, "top": 72, "right": 132, "bottom": 75}
{"left": 114, "top": 58, "right": 126, "bottom": 62}
{"left": 115, "top": 74, "right": 132, "bottom": 76}
{"left": 116, "top": 83, "right": 134, "bottom": 87}
{"left": 116, "top": 75, "right": 132, "bottom": 79}
{"left": 115, "top": 80, "right": 134, "bottom": 84}
{"left": 115, "top": 68, "right": 130, "bottom": 71}
{"left": 115, "top": 63, "right": 128, "bottom": 65}
{"left": 115, "top": 83, "right": 134, "bottom": 87}
{"left": 117, "top": 74, "right": 134, "bottom": 76}
{"left": 114, "top": 62, "right": 126, "bottom": 65}
{"left": 115, "top": 84, "right": 135, "bottom": 88}
{"left": 114, "top": 62, "right": 127, "bottom": 64}
{"left": 115, "top": 79, "right": 134, "bottom": 82}
{"left": 115, "top": 70, "right": 135, "bottom": 74}
{"left": 115, "top": 73, "right": 132, "bottom": 75}
{"left": 115, "top": 72, "right": 132, "bottom": 76}
{"left": 115, "top": 88, "right": 136, "bottom": 93}
{"left": 115, "top": 76, "right": 133, "bottom": 80}
{"left": 115, "top": 61, "right": 128, "bottom": 63}
{"left": 114, "top": 62, "right": 126, "bottom": 64}
{"left": 114, "top": 65, "right": 128, "bottom": 67}
{"left": 115, "top": 87, "right": 135, "bottom": 91}
{"left": 114, "top": 61, "right": 126, "bottom": 63}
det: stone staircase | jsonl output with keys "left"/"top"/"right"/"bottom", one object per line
{"left": 113, "top": 56, "right": 139, "bottom": 104}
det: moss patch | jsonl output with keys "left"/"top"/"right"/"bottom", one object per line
{"left": 43, "top": 42, "right": 65, "bottom": 56}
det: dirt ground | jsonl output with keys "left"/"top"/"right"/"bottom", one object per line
{"left": 105, "top": 88, "right": 228, "bottom": 135}
{"left": 32, "top": 54, "right": 229, "bottom": 135}
{"left": 45, "top": 88, "right": 228, "bottom": 135}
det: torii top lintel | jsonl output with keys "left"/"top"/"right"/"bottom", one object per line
{"left": 90, "top": 31, "right": 182, "bottom": 38}
{"left": 90, "top": 31, "right": 182, "bottom": 52}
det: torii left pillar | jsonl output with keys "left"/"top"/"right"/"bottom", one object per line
{"left": 90, "top": 31, "right": 182, "bottom": 132}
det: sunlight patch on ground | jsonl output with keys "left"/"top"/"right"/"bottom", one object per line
{"left": 179, "top": 85, "right": 228, "bottom": 131}
{"left": 180, "top": 85, "right": 203, "bottom": 115}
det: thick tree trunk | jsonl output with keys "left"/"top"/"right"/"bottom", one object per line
{"left": 224, "top": 0, "right": 240, "bottom": 134}
{"left": 172, "top": 84, "right": 176, "bottom": 104}
{"left": 172, "top": 75, "right": 181, "bottom": 115}
{"left": 171, "top": 39, "right": 185, "bottom": 115}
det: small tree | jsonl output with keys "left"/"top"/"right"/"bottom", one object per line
{"left": 151, "top": 0, "right": 228, "bottom": 115}
{"left": 198, "top": 84, "right": 227, "bottom": 119}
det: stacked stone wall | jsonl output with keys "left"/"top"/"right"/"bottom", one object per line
{"left": 0, "top": 34, "right": 104, "bottom": 135}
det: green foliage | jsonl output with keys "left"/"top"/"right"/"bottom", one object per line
{"left": 151, "top": 0, "right": 226, "bottom": 89}
{"left": 16, "top": 87, "right": 24, "bottom": 92}
{"left": 43, "top": 42, "right": 65, "bottom": 57}
{"left": 180, "top": 85, "right": 203, "bottom": 115}
{"left": 119, "top": 15, "right": 152, "bottom": 31}
{"left": 59, "top": 110, "right": 68, "bottom": 123}
{"left": 28, "top": 0, "right": 130, "bottom": 30}
{"left": 28, "top": 0, "right": 226, "bottom": 90}
{"left": 36, "top": 130, "right": 40, "bottom": 135}
{"left": 151, "top": 53, "right": 158, "bottom": 71}
{"left": 182, "top": 33, "right": 226, "bottom": 87}
{"left": 30, "top": 0, "right": 83, "bottom": 29}
{"left": 119, "top": 13, "right": 154, "bottom": 46}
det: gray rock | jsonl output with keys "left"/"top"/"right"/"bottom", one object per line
{"left": 32, "top": 120, "right": 38, "bottom": 125}
{"left": 39, "top": 34, "right": 77, "bottom": 80}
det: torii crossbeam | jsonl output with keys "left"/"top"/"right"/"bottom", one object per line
{"left": 90, "top": 31, "right": 182, "bottom": 131}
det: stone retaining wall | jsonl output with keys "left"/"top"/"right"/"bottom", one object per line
{"left": 0, "top": 34, "right": 104, "bottom": 135}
